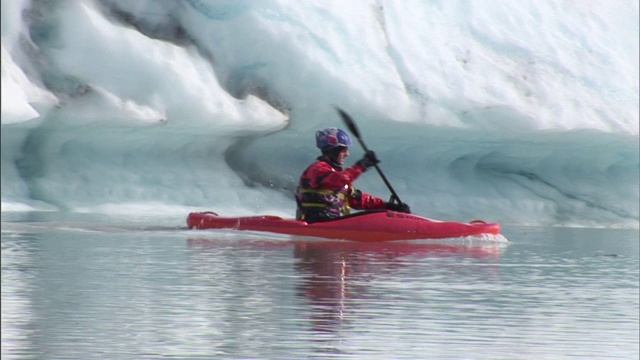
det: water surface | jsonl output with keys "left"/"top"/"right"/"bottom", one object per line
{"left": 2, "top": 214, "right": 638, "bottom": 359}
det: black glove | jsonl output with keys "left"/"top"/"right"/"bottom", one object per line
{"left": 386, "top": 201, "right": 411, "bottom": 213}
{"left": 356, "top": 150, "right": 380, "bottom": 170}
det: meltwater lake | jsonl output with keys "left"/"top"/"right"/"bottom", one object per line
{"left": 1, "top": 212, "right": 638, "bottom": 360}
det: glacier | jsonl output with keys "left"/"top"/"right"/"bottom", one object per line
{"left": 1, "top": 0, "right": 638, "bottom": 228}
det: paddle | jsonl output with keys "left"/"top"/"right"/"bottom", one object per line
{"left": 335, "top": 107, "right": 404, "bottom": 206}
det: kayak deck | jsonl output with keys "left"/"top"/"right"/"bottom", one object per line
{"left": 187, "top": 210, "right": 501, "bottom": 242}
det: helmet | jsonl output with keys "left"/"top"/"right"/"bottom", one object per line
{"left": 315, "top": 128, "right": 352, "bottom": 150}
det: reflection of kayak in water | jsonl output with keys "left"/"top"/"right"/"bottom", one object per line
{"left": 186, "top": 236, "right": 505, "bottom": 333}
{"left": 292, "top": 240, "right": 504, "bottom": 333}
{"left": 186, "top": 210, "right": 502, "bottom": 242}
{"left": 293, "top": 240, "right": 505, "bottom": 260}
{"left": 186, "top": 238, "right": 506, "bottom": 260}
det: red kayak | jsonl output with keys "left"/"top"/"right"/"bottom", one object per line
{"left": 186, "top": 210, "right": 501, "bottom": 242}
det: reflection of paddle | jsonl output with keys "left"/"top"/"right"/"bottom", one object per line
{"left": 335, "top": 107, "right": 403, "bottom": 205}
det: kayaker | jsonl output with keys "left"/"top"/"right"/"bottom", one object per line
{"left": 296, "top": 127, "right": 411, "bottom": 222}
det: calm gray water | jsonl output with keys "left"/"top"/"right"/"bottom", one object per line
{"left": 2, "top": 212, "right": 638, "bottom": 360}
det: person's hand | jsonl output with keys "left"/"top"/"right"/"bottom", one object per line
{"left": 356, "top": 150, "right": 380, "bottom": 170}
{"left": 386, "top": 201, "right": 411, "bottom": 213}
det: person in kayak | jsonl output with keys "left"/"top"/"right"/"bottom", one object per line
{"left": 296, "top": 127, "right": 411, "bottom": 222}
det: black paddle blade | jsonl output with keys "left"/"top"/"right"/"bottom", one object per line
{"left": 334, "top": 106, "right": 360, "bottom": 138}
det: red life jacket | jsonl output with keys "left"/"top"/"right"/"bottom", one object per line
{"left": 296, "top": 157, "right": 386, "bottom": 221}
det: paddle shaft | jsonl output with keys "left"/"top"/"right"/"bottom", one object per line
{"left": 335, "top": 107, "right": 403, "bottom": 205}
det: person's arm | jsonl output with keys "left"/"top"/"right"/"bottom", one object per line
{"left": 348, "top": 189, "right": 387, "bottom": 210}
{"left": 314, "top": 163, "right": 365, "bottom": 189}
